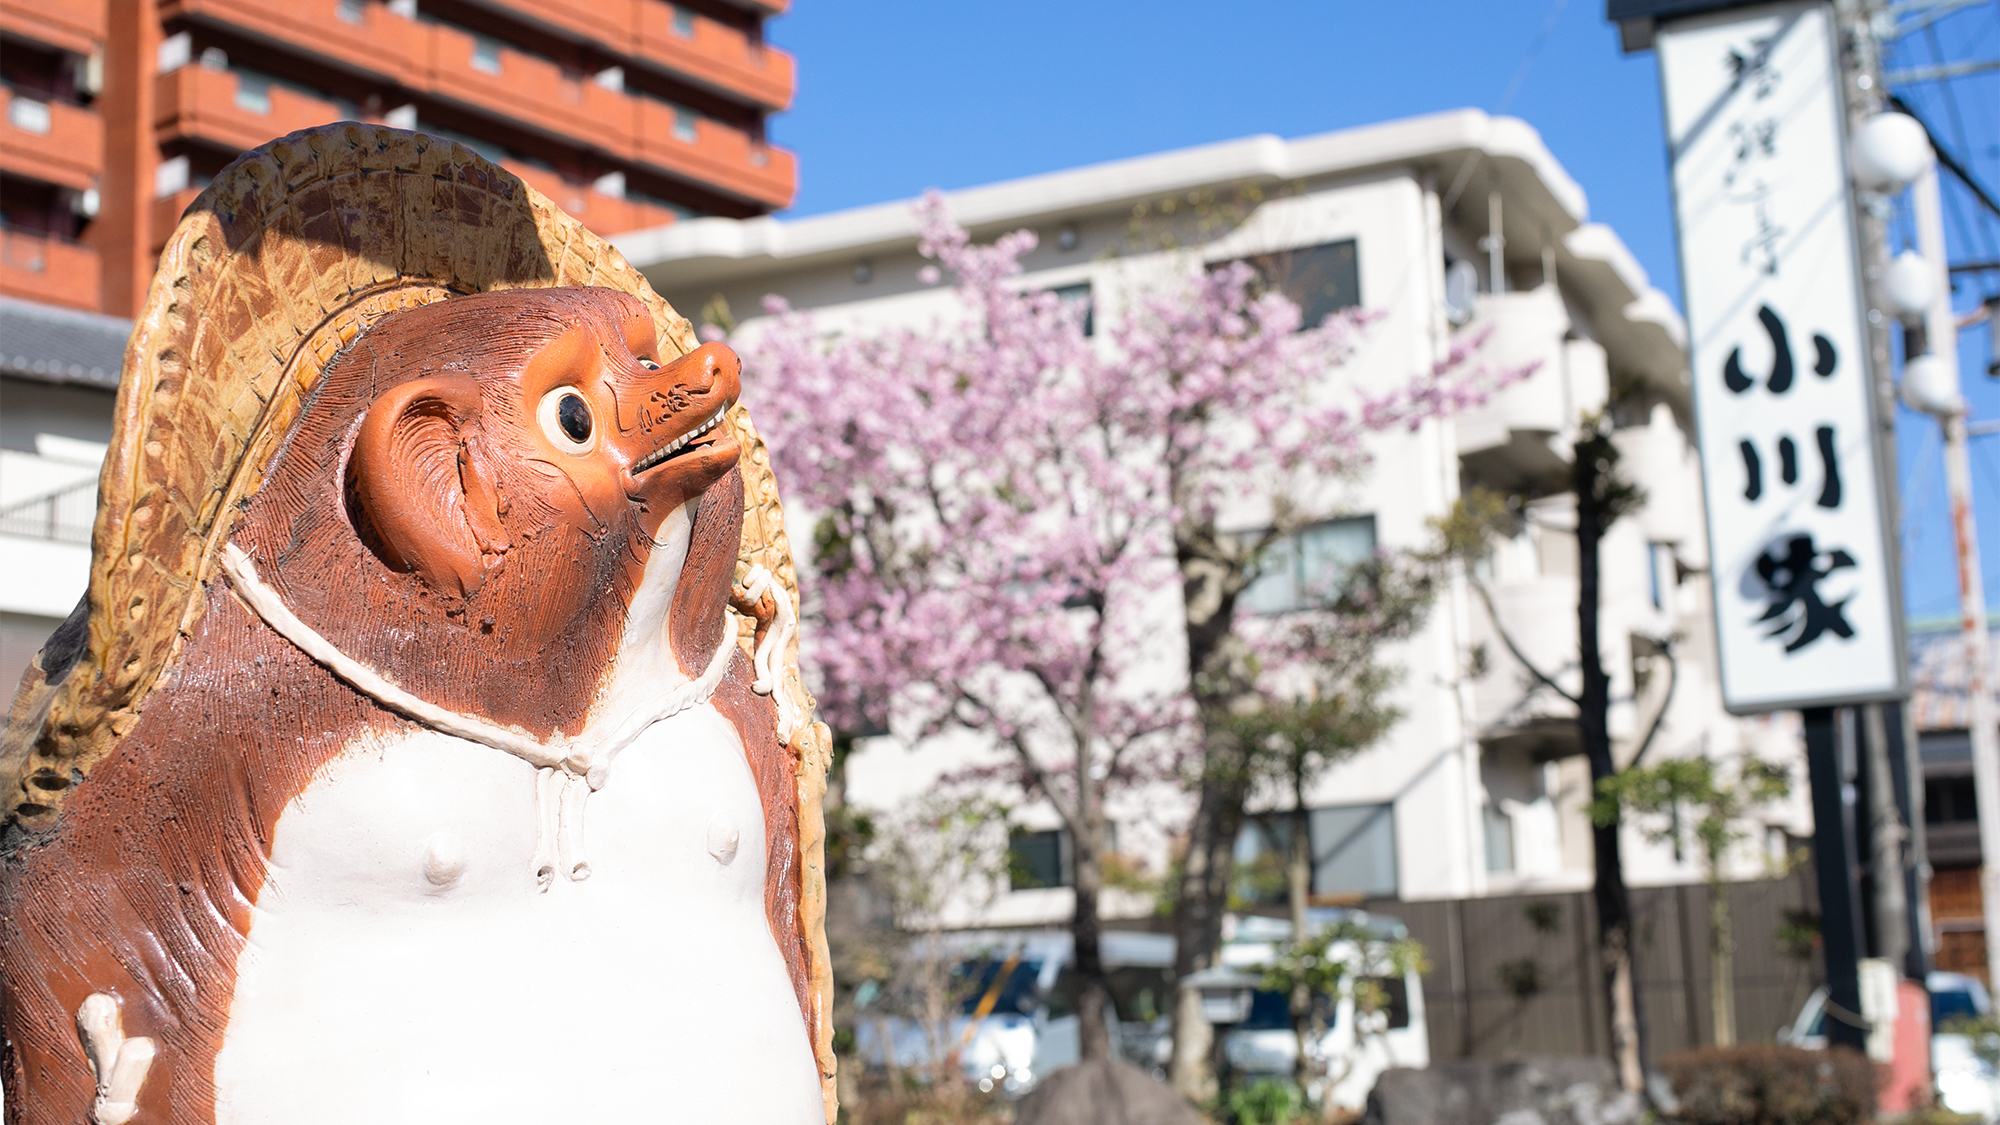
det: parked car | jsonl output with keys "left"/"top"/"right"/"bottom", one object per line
{"left": 849, "top": 929, "right": 1175, "bottom": 1095}
{"left": 1780, "top": 970, "right": 2000, "bottom": 1121}
{"left": 849, "top": 909, "right": 1428, "bottom": 1108}
{"left": 1214, "top": 910, "right": 1431, "bottom": 1113}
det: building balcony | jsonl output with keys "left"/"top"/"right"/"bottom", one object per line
{"left": 472, "top": 0, "right": 796, "bottom": 111}
{"left": 633, "top": 95, "right": 793, "bottom": 209}
{"left": 633, "top": 2, "right": 794, "bottom": 110}
{"left": 160, "top": 0, "right": 427, "bottom": 87}
{"left": 152, "top": 186, "right": 205, "bottom": 251}
{"left": 1610, "top": 403, "right": 1697, "bottom": 546}
{"left": 158, "top": 0, "right": 797, "bottom": 211}
{"left": 0, "top": 87, "right": 102, "bottom": 191}
{"left": 0, "top": 0, "right": 106, "bottom": 56}
{"left": 501, "top": 161, "right": 681, "bottom": 238}
{"left": 154, "top": 64, "right": 349, "bottom": 154}
{"left": 1470, "top": 573, "right": 1581, "bottom": 744}
{"left": 420, "top": 21, "right": 633, "bottom": 156}
{"left": 1453, "top": 286, "right": 1609, "bottom": 494}
{"left": 0, "top": 228, "right": 100, "bottom": 310}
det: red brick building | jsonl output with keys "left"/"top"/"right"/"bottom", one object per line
{"left": 0, "top": 0, "right": 796, "bottom": 316}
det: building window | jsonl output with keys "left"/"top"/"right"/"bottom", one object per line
{"left": 471, "top": 36, "right": 504, "bottom": 75}
{"left": 233, "top": 75, "right": 272, "bottom": 115}
{"left": 1051, "top": 282, "right": 1094, "bottom": 337}
{"left": 1239, "top": 515, "right": 1377, "bottom": 616}
{"left": 1483, "top": 803, "right": 1514, "bottom": 873}
{"left": 1229, "top": 239, "right": 1361, "bottom": 331}
{"left": 671, "top": 5, "right": 696, "bottom": 37}
{"left": 1926, "top": 775, "right": 1979, "bottom": 824}
{"left": 1008, "top": 828, "right": 1069, "bottom": 890}
{"left": 336, "top": 0, "right": 366, "bottom": 24}
{"left": 5, "top": 98, "right": 50, "bottom": 135}
{"left": 1309, "top": 803, "right": 1398, "bottom": 898}
{"left": 673, "top": 108, "right": 698, "bottom": 143}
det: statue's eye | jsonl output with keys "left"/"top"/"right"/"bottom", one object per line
{"left": 558, "top": 394, "right": 592, "bottom": 442}
{"left": 638, "top": 358, "right": 661, "bottom": 371}
{"left": 537, "top": 387, "right": 597, "bottom": 453}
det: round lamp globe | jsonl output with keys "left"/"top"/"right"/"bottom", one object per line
{"left": 1902, "top": 353, "right": 1961, "bottom": 417}
{"left": 1881, "top": 252, "right": 1936, "bottom": 321}
{"left": 1850, "top": 113, "right": 1933, "bottom": 193}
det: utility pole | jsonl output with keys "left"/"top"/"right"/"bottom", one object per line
{"left": 1836, "top": 0, "right": 1925, "bottom": 983}
{"left": 1904, "top": 154, "right": 2000, "bottom": 987}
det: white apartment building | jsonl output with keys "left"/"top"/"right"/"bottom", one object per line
{"left": 619, "top": 109, "right": 1813, "bottom": 926}
{"left": 0, "top": 296, "right": 124, "bottom": 688}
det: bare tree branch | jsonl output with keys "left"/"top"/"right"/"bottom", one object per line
{"left": 1624, "top": 636, "right": 1679, "bottom": 770}
{"left": 1469, "top": 574, "right": 1582, "bottom": 707}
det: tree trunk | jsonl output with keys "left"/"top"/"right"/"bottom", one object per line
{"left": 1575, "top": 439, "right": 1647, "bottom": 1092}
{"left": 1168, "top": 513, "right": 1259, "bottom": 1099}
{"left": 1073, "top": 782, "right": 1111, "bottom": 1063}
{"left": 1288, "top": 772, "right": 1315, "bottom": 1093}
{"left": 1169, "top": 757, "right": 1246, "bottom": 1099}
{"left": 1708, "top": 873, "right": 1736, "bottom": 1046}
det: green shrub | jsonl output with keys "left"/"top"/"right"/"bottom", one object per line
{"left": 1226, "top": 1077, "right": 1306, "bottom": 1124}
{"left": 1660, "top": 1044, "right": 1875, "bottom": 1125}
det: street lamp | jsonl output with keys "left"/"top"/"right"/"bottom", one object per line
{"left": 1881, "top": 251, "right": 1937, "bottom": 324}
{"left": 1850, "top": 112, "right": 1932, "bottom": 194}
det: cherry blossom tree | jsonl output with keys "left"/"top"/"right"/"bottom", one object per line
{"left": 747, "top": 191, "right": 1516, "bottom": 1068}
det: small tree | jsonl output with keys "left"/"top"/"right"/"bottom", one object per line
{"left": 1437, "top": 415, "right": 1659, "bottom": 1091}
{"left": 1253, "top": 917, "right": 1428, "bottom": 1116}
{"left": 861, "top": 792, "right": 1010, "bottom": 1085}
{"left": 1221, "top": 549, "right": 1448, "bottom": 1092}
{"left": 1592, "top": 754, "right": 1789, "bottom": 1047}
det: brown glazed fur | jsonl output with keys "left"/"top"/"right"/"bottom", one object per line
{"left": 0, "top": 290, "right": 808, "bottom": 1122}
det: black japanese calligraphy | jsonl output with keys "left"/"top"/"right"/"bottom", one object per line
{"left": 1753, "top": 533, "right": 1857, "bottom": 652}
{"left": 1724, "top": 304, "right": 1842, "bottom": 510}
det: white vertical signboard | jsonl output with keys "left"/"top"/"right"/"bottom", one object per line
{"left": 1659, "top": 1, "right": 1905, "bottom": 713}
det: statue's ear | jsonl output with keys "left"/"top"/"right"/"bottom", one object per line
{"left": 347, "top": 375, "right": 510, "bottom": 597}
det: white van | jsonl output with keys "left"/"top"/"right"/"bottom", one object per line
{"left": 849, "top": 909, "right": 1428, "bottom": 1107}
{"left": 1214, "top": 910, "right": 1431, "bottom": 1112}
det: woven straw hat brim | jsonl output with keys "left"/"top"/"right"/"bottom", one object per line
{"left": 0, "top": 123, "right": 835, "bottom": 1114}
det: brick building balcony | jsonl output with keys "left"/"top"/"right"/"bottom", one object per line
{"left": 477, "top": 0, "right": 796, "bottom": 110}
{"left": 632, "top": 2, "right": 794, "bottom": 110}
{"left": 161, "top": 0, "right": 426, "bottom": 87}
{"left": 0, "top": 228, "right": 100, "bottom": 309}
{"left": 633, "top": 96, "right": 792, "bottom": 209}
{"left": 1, "top": 87, "right": 102, "bottom": 191}
{"left": 158, "top": 0, "right": 797, "bottom": 213}
{"left": 422, "top": 21, "right": 633, "bottom": 156}
{"left": 154, "top": 64, "right": 347, "bottom": 154}
{"left": 0, "top": 0, "right": 105, "bottom": 56}
{"left": 502, "top": 161, "right": 681, "bottom": 238}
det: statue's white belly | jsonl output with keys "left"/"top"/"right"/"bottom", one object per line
{"left": 213, "top": 703, "right": 821, "bottom": 1124}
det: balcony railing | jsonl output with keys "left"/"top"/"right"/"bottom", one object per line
{"left": 0, "top": 478, "right": 96, "bottom": 545}
{"left": 0, "top": 0, "right": 107, "bottom": 56}
{"left": 154, "top": 65, "right": 350, "bottom": 154}
{"left": 502, "top": 162, "right": 683, "bottom": 238}
{"left": 159, "top": 0, "right": 796, "bottom": 210}
{"left": 472, "top": 0, "right": 796, "bottom": 110}
{"left": 1454, "top": 286, "right": 1609, "bottom": 494}
{"left": 0, "top": 227, "right": 100, "bottom": 309}
{"left": 0, "top": 85, "right": 103, "bottom": 191}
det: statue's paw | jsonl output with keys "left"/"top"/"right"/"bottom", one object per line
{"left": 76, "top": 993, "right": 156, "bottom": 1125}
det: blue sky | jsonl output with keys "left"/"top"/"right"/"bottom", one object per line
{"left": 765, "top": 0, "right": 2000, "bottom": 626}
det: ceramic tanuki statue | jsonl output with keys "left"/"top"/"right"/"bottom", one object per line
{"left": 0, "top": 126, "right": 836, "bottom": 1124}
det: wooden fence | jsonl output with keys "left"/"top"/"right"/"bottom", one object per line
{"left": 1359, "top": 873, "right": 1826, "bottom": 1066}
